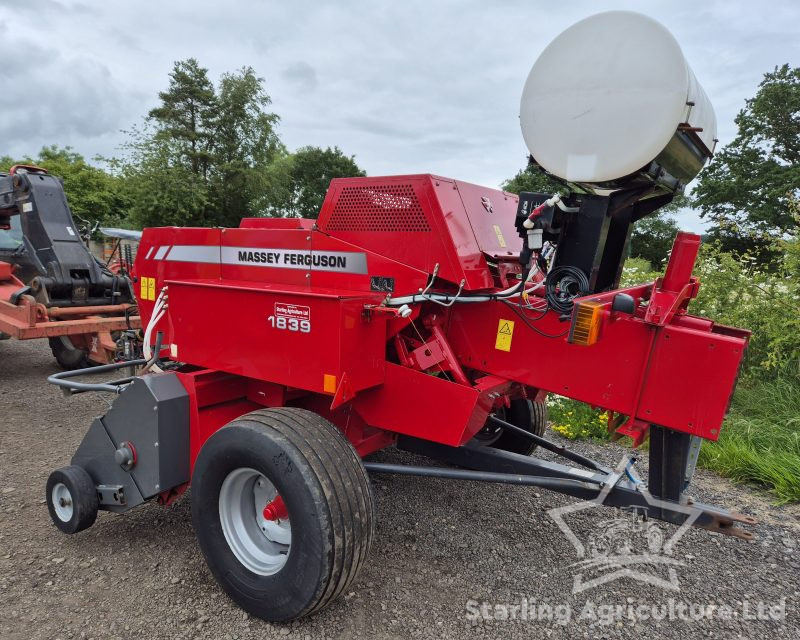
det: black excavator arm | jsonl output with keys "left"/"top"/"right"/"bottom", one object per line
{"left": 0, "top": 166, "right": 133, "bottom": 307}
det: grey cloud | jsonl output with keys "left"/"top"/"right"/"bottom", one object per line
{"left": 281, "top": 62, "right": 318, "bottom": 92}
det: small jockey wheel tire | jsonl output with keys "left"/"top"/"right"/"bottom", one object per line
{"left": 45, "top": 465, "right": 99, "bottom": 534}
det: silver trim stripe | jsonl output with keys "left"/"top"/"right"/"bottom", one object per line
{"left": 166, "top": 245, "right": 220, "bottom": 263}
{"left": 146, "top": 244, "right": 368, "bottom": 274}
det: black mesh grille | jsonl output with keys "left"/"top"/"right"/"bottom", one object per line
{"left": 325, "top": 184, "right": 430, "bottom": 232}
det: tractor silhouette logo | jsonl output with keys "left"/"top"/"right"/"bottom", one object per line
{"left": 548, "top": 455, "right": 701, "bottom": 593}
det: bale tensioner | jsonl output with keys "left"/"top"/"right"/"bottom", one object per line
{"left": 44, "top": 11, "right": 754, "bottom": 622}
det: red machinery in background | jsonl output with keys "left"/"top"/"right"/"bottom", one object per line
{"left": 44, "top": 173, "right": 753, "bottom": 622}
{"left": 0, "top": 165, "right": 140, "bottom": 367}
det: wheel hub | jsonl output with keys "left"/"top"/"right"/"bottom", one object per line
{"left": 219, "top": 468, "right": 291, "bottom": 575}
{"left": 51, "top": 482, "right": 74, "bottom": 522}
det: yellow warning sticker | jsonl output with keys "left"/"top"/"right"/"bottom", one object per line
{"left": 495, "top": 318, "right": 515, "bottom": 351}
{"left": 493, "top": 224, "right": 507, "bottom": 248}
{"left": 139, "top": 277, "right": 156, "bottom": 301}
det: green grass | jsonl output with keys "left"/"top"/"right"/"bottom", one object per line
{"left": 547, "top": 374, "right": 800, "bottom": 503}
{"left": 698, "top": 374, "right": 800, "bottom": 504}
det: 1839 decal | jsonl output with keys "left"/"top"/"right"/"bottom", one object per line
{"left": 268, "top": 302, "right": 311, "bottom": 333}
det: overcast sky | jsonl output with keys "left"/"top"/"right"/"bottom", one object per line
{"left": 1, "top": 0, "right": 798, "bottom": 231}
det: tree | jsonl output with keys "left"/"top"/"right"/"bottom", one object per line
{"left": 500, "top": 162, "right": 563, "bottom": 195}
{"left": 210, "top": 66, "right": 284, "bottom": 227}
{"left": 693, "top": 64, "right": 800, "bottom": 262}
{"left": 262, "top": 146, "right": 365, "bottom": 218}
{"left": 629, "top": 212, "right": 680, "bottom": 268}
{"left": 116, "top": 59, "right": 284, "bottom": 228}
{"left": 1, "top": 146, "right": 128, "bottom": 230}
{"left": 148, "top": 58, "right": 217, "bottom": 178}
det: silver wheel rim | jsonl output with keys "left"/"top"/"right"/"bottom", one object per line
{"left": 52, "top": 482, "right": 74, "bottom": 522}
{"left": 218, "top": 467, "right": 291, "bottom": 575}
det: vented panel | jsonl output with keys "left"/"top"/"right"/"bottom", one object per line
{"left": 325, "top": 184, "right": 431, "bottom": 232}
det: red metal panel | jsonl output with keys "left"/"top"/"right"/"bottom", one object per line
{"left": 167, "top": 279, "right": 387, "bottom": 395}
{"left": 317, "top": 174, "right": 521, "bottom": 291}
{"left": 134, "top": 227, "right": 222, "bottom": 326}
{"left": 220, "top": 227, "right": 312, "bottom": 289}
{"left": 447, "top": 300, "right": 652, "bottom": 413}
{"left": 446, "top": 300, "right": 746, "bottom": 440}
{"left": 638, "top": 324, "right": 746, "bottom": 439}
{"left": 352, "top": 362, "right": 494, "bottom": 446}
{"left": 450, "top": 180, "right": 521, "bottom": 263}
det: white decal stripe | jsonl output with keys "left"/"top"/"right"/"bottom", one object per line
{"left": 144, "top": 246, "right": 155, "bottom": 260}
{"left": 153, "top": 245, "right": 169, "bottom": 260}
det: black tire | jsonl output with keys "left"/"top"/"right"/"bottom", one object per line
{"left": 476, "top": 399, "right": 548, "bottom": 456}
{"left": 191, "top": 407, "right": 375, "bottom": 622}
{"left": 46, "top": 465, "right": 99, "bottom": 534}
{"left": 49, "top": 336, "right": 90, "bottom": 370}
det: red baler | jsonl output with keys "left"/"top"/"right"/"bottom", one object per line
{"left": 44, "top": 174, "right": 752, "bottom": 621}
{"left": 42, "top": 10, "right": 753, "bottom": 623}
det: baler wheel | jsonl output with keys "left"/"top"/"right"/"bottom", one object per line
{"left": 478, "top": 399, "right": 548, "bottom": 456}
{"left": 49, "top": 336, "right": 90, "bottom": 370}
{"left": 45, "top": 465, "right": 99, "bottom": 534}
{"left": 191, "top": 407, "right": 375, "bottom": 622}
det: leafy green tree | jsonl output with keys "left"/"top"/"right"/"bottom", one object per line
{"left": 1, "top": 146, "right": 128, "bottom": 229}
{"left": 628, "top": 194, "right": 689, "bottom": 268}
{"left": 116, "top": 59, "right": 283, "bottom": 228}
{"left": 110, "top": 129, "right": 210, "bottom": 228}
{"left": 210, "top": 67, "right": 284, "bottom": 227}
{"left": 263, "top": 146, "right": 365, "bottom": 218}
{"left": 693, "top": 64, "right": 800, "bottom": 262}
{"left": 148, "top": 58, "right": 217, "bottom": 178}
{"left": 500, "top": 163, "right": 563, "bottom": 195}
{"left": 630, "top": 213, "right": 680, "bottom": 268}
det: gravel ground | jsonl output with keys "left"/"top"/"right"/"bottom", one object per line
{"left": 1, "top": 337, "right": 798, "bottom": 640}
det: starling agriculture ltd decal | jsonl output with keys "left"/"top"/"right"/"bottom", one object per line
{"left": 548, "top": 455, "right": 701, "bottom": 593}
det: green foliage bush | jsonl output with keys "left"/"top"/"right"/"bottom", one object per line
{"left": 548, "top": 396, "right": 609, "bottom": 440}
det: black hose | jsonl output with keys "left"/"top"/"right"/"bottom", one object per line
{"left": 487, "top": 415, "right": 609, "bottom": 473}
{"left": 545, "top": 265, "right": 590, "bottom": 314}
{"left": 47, "top": 358, "right": 148, "bottom": 393}
{"left": 47, "top": 332, "right": 163, "bottom": 394}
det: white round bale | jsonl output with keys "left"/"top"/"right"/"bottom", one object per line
{"left": 520, "top": 11, "right": 716, "bottom": 184}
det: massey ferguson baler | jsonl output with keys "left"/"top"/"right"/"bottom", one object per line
{"left": 44, "top": 10, "right": 755, "bottom": 623}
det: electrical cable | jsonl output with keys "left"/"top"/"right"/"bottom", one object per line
{"left": 500, "top": 298, "right": 569, "bottom": 339}
{"left": 545, "top": 265, "right": 590, "bottom": 314}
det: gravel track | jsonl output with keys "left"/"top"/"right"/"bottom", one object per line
{"left": 1, "top": 338, "right": 798, "bottom": 639}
